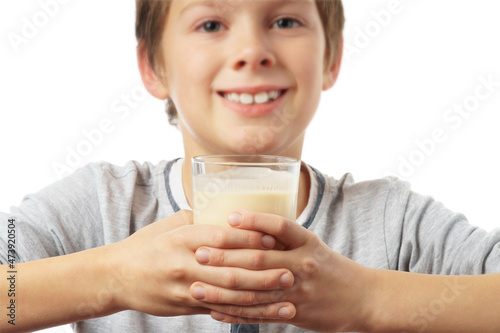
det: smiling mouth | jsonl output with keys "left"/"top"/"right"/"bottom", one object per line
{"left": 218, "top": 89, "right": 287, "bottom": 105}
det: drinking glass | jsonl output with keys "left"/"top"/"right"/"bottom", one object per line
{"left": 192, "top": 155, "right": 300, "bottom": 227}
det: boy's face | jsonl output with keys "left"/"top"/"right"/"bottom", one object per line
{"left": 154, "top": 0, "right": 339, "bottom": 156}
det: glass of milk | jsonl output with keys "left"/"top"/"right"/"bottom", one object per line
{"left": 192, "top": 155, "right": 300, "bottom": 226}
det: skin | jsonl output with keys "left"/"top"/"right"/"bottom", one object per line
{"left": 2, "top": 0, "right": 500, "bottom": 332}
{"left": 191, "top": 211, "right": 500, "bottom": 332}
{"left": 139, "top": 0, "right": 339, "bottom": 213}
{"left": 0, "top": 211, "right": 293, "bottom": 332}
{"left": 138, "top": 0, "right": 500, "bottom": 331}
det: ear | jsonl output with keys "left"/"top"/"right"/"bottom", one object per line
{"left": 137, "top": 40, "right": 169, "bottom": 99}
{"left": 322, "top": 37, "right": 343, "bottom": 91}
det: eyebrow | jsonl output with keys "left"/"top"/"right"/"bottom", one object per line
{"left": 179, "top": 0, "right": 314, "bottom": 17}
{"left": 179, "top": 0, "right": 230, "bottom": 17}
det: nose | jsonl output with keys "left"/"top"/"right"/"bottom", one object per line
{"left": 231, "top": 28, "right": 276, "bottom": 71}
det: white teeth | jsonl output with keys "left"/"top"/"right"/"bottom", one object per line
{"left": 254, "top": 91, "right": 269, "bottom": 104}
{"left": 223, "top": 90, "right": 282, "bottom": 105}
{"left": 229, "top": 92, "right": 239, "bottom": 103}
{"left": 240, "top": 93, "right": 253, "bottom": 105}
{"left": 268, "top": 90, "right": 278, "bottom": 100}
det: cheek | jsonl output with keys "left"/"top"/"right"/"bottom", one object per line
{"left": 299, "top": 41, "right": 325, "bottom": 91}
{"left": 303, "top": 40, "right": 325, "bottom": 99}
{"left": 292, "top": 49, "right": 324, "bottom": 129}
{"left": 171, "top": 60, "right": 207, "bottom": 106}
{"left": 281, "top": 36, "right": 325, "bottom": 101}
{"left": 167, "top": 37, "right": 216, "bottom": 98}
{"left": 168, "top": 43, "right": 219, "bottom": 129}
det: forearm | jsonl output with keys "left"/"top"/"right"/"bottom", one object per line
{"left": 370, "top": 269, "right": 500, "bottom": 332}
{"left": 0, "top": 244, "right": 124, "bottom": 332}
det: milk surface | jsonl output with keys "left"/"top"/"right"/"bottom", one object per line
{"left": 193, "top": 167, "right": 298, "bottom": 226}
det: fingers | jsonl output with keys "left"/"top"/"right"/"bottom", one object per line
{"left": 185, "top": 224, "right": 276, "bottom": 250}
{"left": 193, "top": 266, "right": 293, "bottom": 290}
{"left": 195, "top": 247, "right": 287, "bottom": 270}
{"left": 208, "top": 303, "right": 296, "bottom": 322}
{"left": 227, "top": 211, "right": 310, "bottom": 249}
{"left": 190, "top": 282, "right": 289, "bottom": 305}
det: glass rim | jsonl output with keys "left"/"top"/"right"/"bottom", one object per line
{"left": 192, "top": 154, "right": 300, "bottom": 166}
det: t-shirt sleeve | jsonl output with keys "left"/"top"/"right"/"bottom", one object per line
{"left": 383, "top": 176, "right": 500, "bottom": 274}
{"left": 0, "top": 165, "right": 104, "bottom": 265}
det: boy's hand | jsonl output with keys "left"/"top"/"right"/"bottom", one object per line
{"left": 107, "top": 210, "right": 294, "bottom": 318}
{"left": 191, "top": 210, "right": 375, "bottom": 333}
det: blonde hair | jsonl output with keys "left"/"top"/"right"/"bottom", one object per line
{"left": 136, "top": 0, "right": 344, "bottom": 125}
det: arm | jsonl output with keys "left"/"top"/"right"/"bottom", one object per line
{"left": 0, "top": 210, "right": 198, "bottom": 332}
{"left": 191, "top": 211, "right": 500, "bottom": 332}
{"left": 0, "top": 210, "right": 290, "bottom": 332}
{"left": 370, "top": 269, "right": 500, "bottom": 332}
{"left": 0, "top": 245, "right": 122, "bottom": 332}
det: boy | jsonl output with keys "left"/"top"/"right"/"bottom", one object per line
{"left": 1, "top": 0, "right": 500, "bottom": 332}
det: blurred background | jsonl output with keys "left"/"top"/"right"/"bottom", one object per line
{"left": 1, "top": 1, "right": 499, "bottom": 331}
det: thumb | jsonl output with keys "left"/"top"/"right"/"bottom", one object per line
{"left": 156, "top": 209, "right": 194, "bottom": 230}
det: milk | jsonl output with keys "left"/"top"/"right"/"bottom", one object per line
{"left": 193, "top": 167, "right": 298, "bottom": 226}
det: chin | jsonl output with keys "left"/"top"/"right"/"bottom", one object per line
{"left": 227, "top": 138, "right": 291, "bottom": 156}
{"left": 224, "top": 126, "right": 280, "bottom": 155}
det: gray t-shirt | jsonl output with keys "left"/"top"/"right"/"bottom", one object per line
{"left": 1, "top": 158, "right": 499, "bottom": 332}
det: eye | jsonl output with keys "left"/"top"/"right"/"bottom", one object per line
{"left": 199, "top": 20, "right": 223, "bottom": 33}
{"left": 273, "top": 17, "right": 302, "bottom": 29}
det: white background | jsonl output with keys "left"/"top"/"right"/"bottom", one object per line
{"left": 1, "top": 1, "right": 499, "bottom": 332}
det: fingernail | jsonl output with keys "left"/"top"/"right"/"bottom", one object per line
{"left": 193, "top": 286, "right": 206, "bottom": 299}
{"left": 262, "top": 235, "right": 275, "bottom": 249}
{"left": 228, "top": 213, "right": 241, "bottom": 226}
{"left": 211, "top": 311, "right": 225, "bottom": 321}
{"left": 279, "top": 273, "right": 293, "bottom": 288}
{"left": 195, "top": 248, "right": 210, "bottom": 264}
{"left": 278, "top": 306, "right": 292, "bottom": 318}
